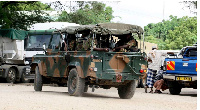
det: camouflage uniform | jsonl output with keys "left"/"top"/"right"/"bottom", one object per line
{"left": 69, "top": 40, "right": 75, "bottom": 51}
{"left": 83, "top": 37, "right": 95, "bottom": 50}
{"left": 69, "top": 37, "right": 96, "bottom": 51}
{"left": 119, "top": 39, "right": 136, "bottom": 52}
{"left": 76, "top": 41, "right": 84, "bottom": 51}
{"left": 82, "top": 38, "right": 90, "bottom": 50}
{"left": 127, "top": 39, "right": 136, "bottom": 48}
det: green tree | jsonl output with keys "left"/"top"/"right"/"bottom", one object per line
{"left": 144, "top": 16, "right": 197, "bottom": 50}
{"left": 56, "top": 1, "right": 114, "bottom": 25}
{"left": 164, "top": 16, "right": 197, "bottom": 49}
{"left": 0, "top": 1, "right": 53, "bottom": 30}
{"left": 182, "top": 1, "right": 197, "bottom": 14}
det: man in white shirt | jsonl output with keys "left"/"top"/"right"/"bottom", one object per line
{"left": 146, "top": 46, "right": 169, "bottom": 93}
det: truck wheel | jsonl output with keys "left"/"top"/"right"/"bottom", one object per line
{"left": 6, "top": 68, "right": 16, "bottom": 83}
{"left": 21, "top": 72, "right": 30, "bottom": 83}
{"left": 169, "top": 87, "right": 181, "bottom": 95}
{"left": 168, "top": 81, "right": 181, "bottom": 95}
{"left": 34, "top": 66, "right": 43, "bottom": 91}
{"left": 118, "top": 80, "right": 136, "bottom": 99}
{"left": 67, "top": 68, "right": 85, "bottom": 96}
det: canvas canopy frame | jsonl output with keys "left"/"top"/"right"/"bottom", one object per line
{"left": 55, "top": 23, "right": 145, "bottom": 52}
{"left": 60, "top": 23, "right": 144, "bottom": 36}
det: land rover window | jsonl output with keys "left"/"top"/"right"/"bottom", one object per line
{"left": 49, "top": 34, "right": 60, "bottom": 49}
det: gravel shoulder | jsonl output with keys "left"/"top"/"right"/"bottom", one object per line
{"left": 0, "top": 83, "right": 197, "bottom": 110}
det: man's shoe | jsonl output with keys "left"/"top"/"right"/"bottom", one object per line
{"left": 149, "top": 90, "right": 153, "bottom": 93}
{"left": 154, "top": 90, "right": 162, "bottom": 93}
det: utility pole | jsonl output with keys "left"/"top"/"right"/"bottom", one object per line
{"left": 161, "top": 0, "right": 165, "bottom": 50}
{"left": 70, "top": 1, "right": 71, "bottom": 13}
{"left": 163, "top": 0, "right": 165, "bottom": 21}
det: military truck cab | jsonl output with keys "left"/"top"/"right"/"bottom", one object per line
{"left": 31, "top": 23, "right": 147, "bottom": 99}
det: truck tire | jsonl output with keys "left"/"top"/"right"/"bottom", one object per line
{"left": 169, "top": 87, "right": 181, "bottom": 95}
{"left": 118, "top": 80, "right": 136, "bottom": 99}
{"left": 21, "top": 72, "right": 30, "bottom": 83}
{"left": 34, "top": 66, "right": 43, "bottom": 91}
{"left": 6, "top": 68, "right": 16, "bottom": 83}
{"left": 68, "top": 68, "right": 85, "bottom": 96}
{"left": 168, "top": 81, "right": 181, "bottom": 95}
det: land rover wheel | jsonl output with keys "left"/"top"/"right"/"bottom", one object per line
{"left": 6, "top": 68, "right": 16, "bottom": 83}
{"left": 68, "top": 68, "right": 85, "bottom": 96}
{"left": 34, "top": 66, "right": 43, "bottom": 91}
{"left": 118, "top": 80, "right": 136, "bottom": 99}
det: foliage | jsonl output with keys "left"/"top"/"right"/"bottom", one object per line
{"left": 0, "top": 1, "right": 53, "bottom": 30}
{"left": 56, "top": 1, "right": 114, "bottom": 25}
{"left": 182, "top": 1, "right": 197, "bottom": 14}
{"left": 144, "top": 16, "right": 197, "bottom": 50}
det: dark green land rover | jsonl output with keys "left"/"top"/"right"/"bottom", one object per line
{"left": 31, "top": 23, "right": 147, "bottom": 99}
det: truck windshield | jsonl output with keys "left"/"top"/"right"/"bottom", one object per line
{"left": 25, "top": 35, "right": 51, "bottom": 51}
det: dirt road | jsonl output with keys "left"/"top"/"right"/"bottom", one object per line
{"left": 0, "top": 83, "right": 197, "bottom": 110}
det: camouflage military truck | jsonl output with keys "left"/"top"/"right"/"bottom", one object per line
{"left": 31, "top": 23, "right": 147, "bottom": 99}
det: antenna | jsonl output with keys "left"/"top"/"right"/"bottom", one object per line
{"left": 70, "top": 1, "right": 71, "bottom": 13}
{"left": 163, "top": 1, "right": 165, "bottom": 21}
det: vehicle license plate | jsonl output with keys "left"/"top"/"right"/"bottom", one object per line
{"left": 175, "top": 76, "right": 192, "bottom": 81}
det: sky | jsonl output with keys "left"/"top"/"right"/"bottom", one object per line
{"left": 43, "top": 0, "right": 197, "bottom": 28}
{"left": 104, "top": 0, "right": 196, "bottom": 27}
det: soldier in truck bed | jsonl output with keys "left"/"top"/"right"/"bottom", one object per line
{"left": 76, "top": 33, "right": 95, "bottom": 51}
{"left": 113, "top": 34, "right": 138, "bottom": 52}
{"left": 68, "top": 34, "right": 76, "bottom": 51}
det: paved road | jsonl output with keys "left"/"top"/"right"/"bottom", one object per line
{"left": 0, "top": 83, "right": 197, "bottom": 110}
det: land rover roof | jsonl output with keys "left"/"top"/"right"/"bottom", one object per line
{"left": 59, "top": 23, "right": 144, "bottom": 35}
